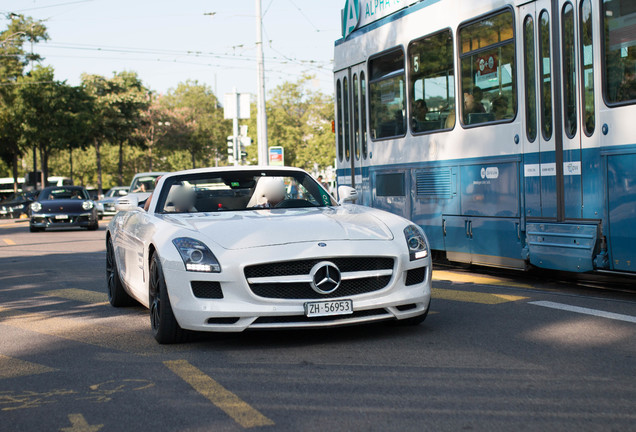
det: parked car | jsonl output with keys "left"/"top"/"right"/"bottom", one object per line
{"left": 107, "top": 166, "right": 432, "bottom": 344}
{"left": 0, "top": 191, "right": 39, "bottom": 219}
{"left": 30, "top": 186, "right": 99, "bottom": 232}
{"left": 96, "top": 186, "right": 129, "bottom": 218}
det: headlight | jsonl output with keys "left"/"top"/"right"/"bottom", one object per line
{"left": 82, "top": 201, "right": 94, "bottom": 210}
{"left": 404, "top": 225, "right": 428, "bottom": 261}
{"left": 172, "top": 237, "right": 221, "bottom": 273}
{"left": 30, "top": 202, "right": 42, "bottom": 213}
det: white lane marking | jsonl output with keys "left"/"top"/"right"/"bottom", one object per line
{"left": 529, "top": 301, "right": 636, "bottom": 324}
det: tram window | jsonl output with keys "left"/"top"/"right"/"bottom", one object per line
{"left": 408, "top": 29, "right": 455, "bottom": 133}
{"left": 353, "top": 73, "right": 361, "bottom": 160}
{"left": 562, "top": 3, "right": 577, "bottom": 138}
{"left": 459, "top": 10, "right": 517, "bottom": 126}
{"left": 539, "top": 10, "right": 553, "bottom": 140}
{"left": 344, "top": 76, "right": 351, "bottom": 160}
{"left": 337, "top": 79, "right": 343, "bottom": 161}
{"left": 602, "top": 0, "right": 636, "bottom": 104}
{"left": 369, "top": 49, "right": 406, "bottom": 140}
{"left": 361, "top": 72, "right": 368, "bottom": 158}
{"left": 524, "top": 15, "right": 538, "bottom": 142}
{"left": 580, "top": 0, "right": 595, "bottom": 134}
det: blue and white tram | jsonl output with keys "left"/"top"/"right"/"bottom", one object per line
{"left": 334, "top": 0, "right": 636, "bottom": 274}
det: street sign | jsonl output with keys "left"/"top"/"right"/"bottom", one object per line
{"left": 268, "top": 146, "right": 284, "bottom": 166}
{"left": 223, "top": 93, "right": 251, "bottom": 119}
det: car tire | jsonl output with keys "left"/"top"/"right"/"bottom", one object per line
{"left": 149, "top": 253, "right": 186, "bottom": 344}
{"left": 88, "top": 220, "right": 99, "bottom": 231}
{"left": 106, "top": 237, "right": 134, "bottom": 307}
{"left": 29, "top": 225, "right": 44, "bottom": 233}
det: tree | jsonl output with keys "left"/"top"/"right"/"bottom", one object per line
{"left": 161, "top": 81, "right": 230, "bottom": 169}
{"left": 247, "top": 75, "right": 335, "bottom": 171}
{"left": 15, "top": 66, "right": 87, "bottom": 183}
{"left": 81, "top": 72, "right": 149, "bottom": 192}
{"left": 0, "top": 13, "right": 48, "bottom": 190}
{"left": 103, "top": 71, "right": 149, "bottom": 185}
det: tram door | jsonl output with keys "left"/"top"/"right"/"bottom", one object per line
{"left": 334, "top": 63, "right": 368, "bottom": 204}
{"left": 521, "top": 0, "right": 599, "bottom": 222}
{"left": 557, "top": 0, "right": 600, "bottom": 221}
{"left": 519, "top": 0, "right": 559, "bottom": 220}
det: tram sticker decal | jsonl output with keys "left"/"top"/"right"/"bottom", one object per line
{"left": 481, "top": 167, "right": 499, "bottom": 180}
{"left": 524, "top": 164, "right": 540, "bottom": 177}
{"left": 524, "top": 162, "right": 581, "bottom": 177}
{"left": 540, "top": 163, "right": 557, "bottom": 176}
{"left": 564, "top": 161, "right": 581, "bottom": 176}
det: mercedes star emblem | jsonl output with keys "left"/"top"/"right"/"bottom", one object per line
{"left": 309, "top": 261, "right": 342, "bottom": 294}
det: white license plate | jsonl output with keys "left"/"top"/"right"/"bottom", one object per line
{"left": 55, "top": 215, "right": 69, "bottom": 220}
{"left": 304, "top": 300, "right": 353, "bottom": 317}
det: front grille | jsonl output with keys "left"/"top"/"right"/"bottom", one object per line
{"left": 250, "top": 276, "right": 392, "bottom": 299}
{"left": 253, "top": 308, "right": 389, "bottom": 324}
{"left": 245, "top": 257, "right": 394, "bottom": 300}
{"left": 245, "top": 257, "right": 394, "bottom": 279}
{"left": 191, "top": 281, "right": 223, "bottom": 299}
{"left": 405, "top": 267, "right": 426, "bottom": 286}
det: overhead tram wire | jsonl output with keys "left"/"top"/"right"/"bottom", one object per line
{"left": 0, "top": 0, "right": 95, "bottom": 14}
{"left": 37, "top": 41, "right": 332, "bottom": 70}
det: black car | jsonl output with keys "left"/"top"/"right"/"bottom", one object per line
{"left": 0, "top": 191, "right": 38, "bottom": 219}
{"left": 29, "top": 186, "right": 99, "bottom": 232}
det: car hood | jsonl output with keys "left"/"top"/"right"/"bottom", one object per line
{"left": 156, "top": 206, "right": 394, "bottom": 250}
{"left": 39, "top": 199, "right": 88, "bottom": 213}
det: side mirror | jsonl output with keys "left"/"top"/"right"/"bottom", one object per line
{"left": 338, "top": 186, "right": 358, "bottom": 205}
{"left": 115, "top": 195, "right": 139, "bottom": 212}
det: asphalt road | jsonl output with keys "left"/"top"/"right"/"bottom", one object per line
{"left": 1, "top": 218, "right": 635, "bottom": 432}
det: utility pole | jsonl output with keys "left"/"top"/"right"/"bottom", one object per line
{"left": 255, "top": 0, "right": 268, "bottom": 166}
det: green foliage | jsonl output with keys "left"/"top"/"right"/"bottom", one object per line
{"left": 160, "top": 81, "right": 231, "bottom": 168}
{"left": 0, "top": 14, "right": 48, "bottom": 183}
{"left": 1, "top": 14, "right": 337, "bottom": 188}
{"left": 248, "top": 75, "right": 335, "bottom": 170}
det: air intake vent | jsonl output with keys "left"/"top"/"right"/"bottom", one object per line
{"left": 191, "top": 281, "right": 223, "bottom": 299}
{"left": 416, "top": 169, "right": 453, "bottom": 198}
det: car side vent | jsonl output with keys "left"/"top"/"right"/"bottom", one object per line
{"left": 191, "top": 281, "right": 223, "bottom": 299}
{"left": 416, "top": 169, "right": 453, "bottom": 198}
{"left": 405, "top": 267, "right": 426, "bottom": 286}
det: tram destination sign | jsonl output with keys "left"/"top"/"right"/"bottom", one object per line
{"left": 342, "top": 0, "right": 419, "bottom": 39}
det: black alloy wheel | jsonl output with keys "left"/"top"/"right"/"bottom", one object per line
{"left": 149, "top": 253, "right": 185, "bottom": 344}
{"left": 106, "top": 237, "right": 134, "bottom": 307}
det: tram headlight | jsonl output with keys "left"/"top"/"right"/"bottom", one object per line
{"left": 404, "top": 225, "right": 428, "bottom": 261}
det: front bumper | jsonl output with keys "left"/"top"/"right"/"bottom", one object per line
{"left": 159, "top": 241, "right": 432, "bottom": 333}
{"left": 31, "top": 212, "right": 97, "bottom": 228}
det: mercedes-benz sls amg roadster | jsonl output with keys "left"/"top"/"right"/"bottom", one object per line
{"left": 106, "top": 166, "right": 432, "bottom": 344}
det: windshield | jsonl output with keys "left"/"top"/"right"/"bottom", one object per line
{"left": 106, "top": 188, "right": 128, "bottom": 198}
{"left": 42, "top": 188, "right": 89, "bottom": 200}
{"left": 130, "top": 175, "right": 161, "bottom": 193}
{"left": 157, "top": 171, "right": 335, "bottom": 214}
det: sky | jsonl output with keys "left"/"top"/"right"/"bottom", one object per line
{"left": 1, "top": 0, "right": 345, "bottom": 99}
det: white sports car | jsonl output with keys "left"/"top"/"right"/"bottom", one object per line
{"left": 106, "top": 166, "right": 432, "bottom": 344}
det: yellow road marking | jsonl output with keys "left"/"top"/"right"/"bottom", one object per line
{"left": 60, "top": 414, "right": 103, "bottom": 432}
{"left": 40, "top": 289, "right": 108, "bottom": 305}
{"left": 432, "top": 288, "right": 527, "bottom": 305}
{"left": 2, "top": 238, "right": 15, "bottom": 245}
{"left": 0, "top": 306, "right": 165, "bottom": 356}
{"left": 0, "top": 354, "right": 56, "bottom": 379}
{"left": 433, "top": 270, "right": 533, "bottom": 289}
{"left": 164, "top": 359, "right": 274, "bottom": 429}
